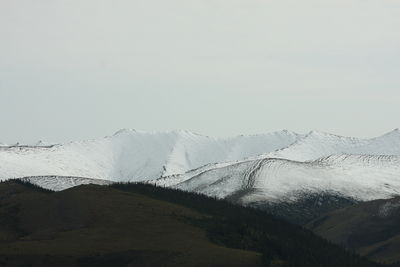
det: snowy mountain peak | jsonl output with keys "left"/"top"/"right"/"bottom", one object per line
{"left": 306, "top": 130, "right": 355, "bottom": 140}
{"left": 235, "top": 130, "right": 301, "bottom": 142}
{"left": 112, "top": 128, "right": 138, "bottom": 136}
{"left": 281, "top": 129, "right": 296, "bottom": 135}
{"left": 2, "top": 128, "right": 400, "bottom": 205}
{"left": 34, "top": 140, "right": 57, "bottom": 147}
{"left": 171, "top": 129, "right": 205, "bottom": 138}
{"left": 381, "top": 128, "right": 400, "bottom": 138}
{"left": 0, "top": 129, "right": 303, "bottom": 182}
{"left": 270, "top": 129, "right": 299, "bottom": 137}
{"left": 112, "top": 128, "right": 203, "bottom": 138}
{"left": 265, "top": 128, "right": 400, "bottom": 162}
{"left": 161, "top": 153, "right": 400, "bottom": 203}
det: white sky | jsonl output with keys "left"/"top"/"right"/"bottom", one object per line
{"left": 0, "top": 0, "right": 399, "bottom": 143}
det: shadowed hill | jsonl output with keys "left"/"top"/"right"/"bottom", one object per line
{"left": 0, "top": 181, "right": 260, "bottom": 267}
{"left": 308, "top": 197, "right": 400, "bottom": 264}
{"left": 0, "top": 180, "right": 383, "bottom": 267}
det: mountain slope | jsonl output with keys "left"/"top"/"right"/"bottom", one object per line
{"left": 0, "top": 181, "right": 261, "bottom": 267}
{"left": 151, "top": 153, "right": 400, "bottom": 225}
{"left": 0, "top": 129, "right": 301, "bottom": 182}
{"left": 3, "top": 129, "right": 400, "bottom": 226}
{"left": 0, "top": 180, "right": 381, "bottom": 267}
{"left": 156, "top": 154, "right": 400, "bottom": 203}
{"left": 154, "top": 129, "right": 400, "bottom": 190}
{"left": 20, "top": 176, "right": 113, "bottom": 191}
{"left": 266, "top": 129, "right": 400, "bottom": 161}
{"left": 308, "top": 196, "right": 400, "bottom": 264}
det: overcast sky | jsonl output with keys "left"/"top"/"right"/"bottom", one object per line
{"left": 0, "top": 0, "right": 399, "bottom": 143}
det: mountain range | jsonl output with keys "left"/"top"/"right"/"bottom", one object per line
{"left": 2, "top": 128, "right": 400, "bottom": 263}
{"left": 1, "top": 129, "right": 400, "bottom": 208}
{"left": 0, "top": 129, "right": 301, "bottom": 182}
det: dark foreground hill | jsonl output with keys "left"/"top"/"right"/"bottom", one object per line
{"left": 0, "top": 180, "right": 382, "bottom": 267}
{"left": 308, "top": 197, "right": 400, "bottom": 265}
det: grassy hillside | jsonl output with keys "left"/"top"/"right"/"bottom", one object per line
{"left": 307, "top": 197, "right": 400, "bottom": 265}
{"left": 0, "top": 180, "right": 383, "bottom": 267}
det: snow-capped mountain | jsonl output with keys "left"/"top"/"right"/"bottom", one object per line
{"left": 2, "top": 128, "right": 400, "bottom": 213}
{"left": 151, "top": 129, "right": 400, "bottom": 209}
{"left": 265, "top": 129, "right": 400, "bottom": 161}
{"left": 155, "top": 154, "right": 400, "bottom": 203}
{"left": 0, "top": 141, "right": 57, "bottom": 148}
{"left": 0, "top": 129, "right": 301, "bottom": 182}
{"left": 20, "top": 176, "right": 113, "bottom": 191}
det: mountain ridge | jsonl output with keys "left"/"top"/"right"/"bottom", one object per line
{"left": 264, "top": 128, "right": 400, "bottom": 161}
{"left": 307, "top": 196, "right": 400, "bottom": 264}
{"left": 2, "top": 128, "right": 400, "bottom": 222}
{"left": 0, "top": 129, "right": 303, "bottom": 182}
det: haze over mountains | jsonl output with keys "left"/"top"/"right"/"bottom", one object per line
{"left": 1, "top": 128, "right": 400, "bottom": 207}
